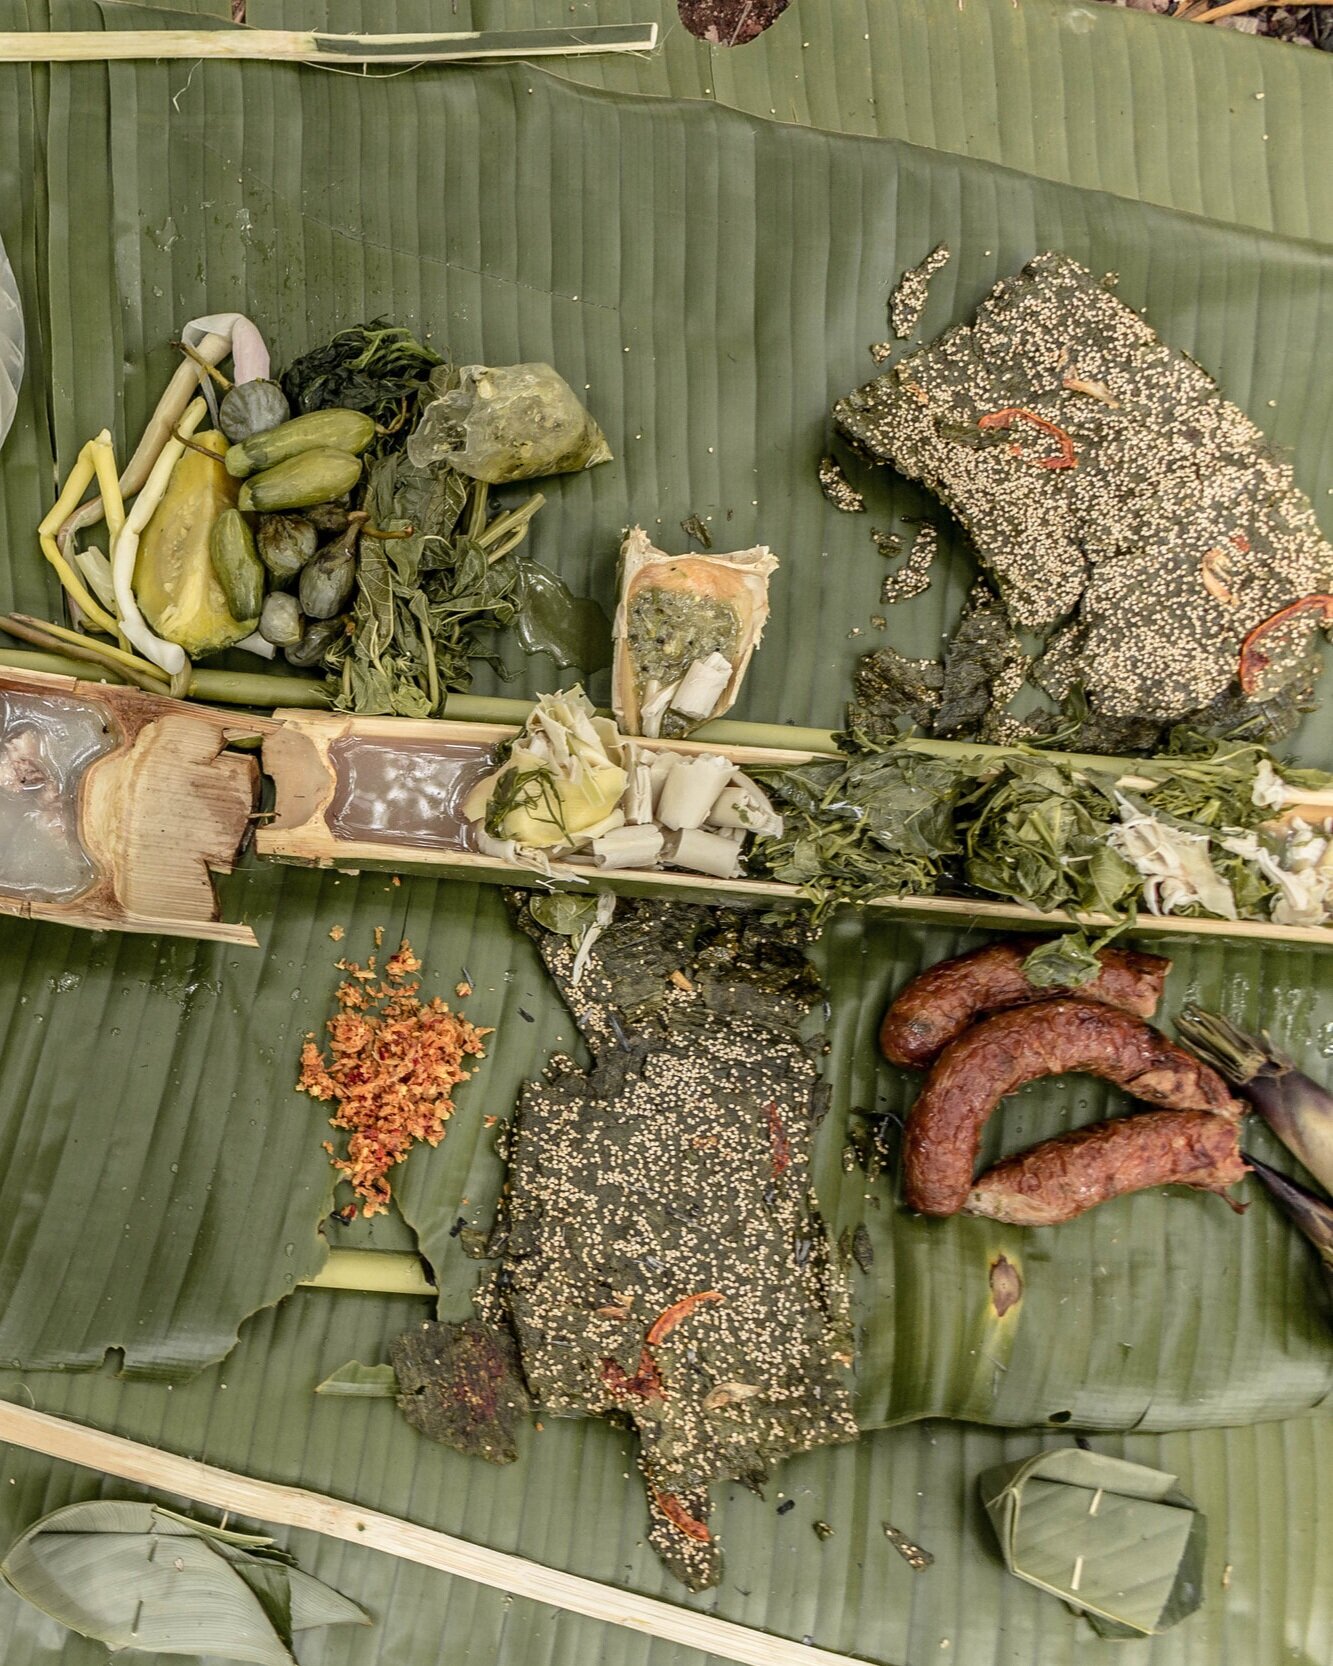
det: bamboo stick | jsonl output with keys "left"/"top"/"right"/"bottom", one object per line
{"left": 0, "top": 1399, "right": 877, "bottom": 1666}
{"left": 1190, "top": 0, "right": 1333, "bottom": 16}
{"left": 299, "top": 1248, "right": 436, "bottom": 1297}
{"left": 0, "top": 24, "right": 659, "bottom": 64}
{"left": 0, "top": 648, "right": 334, "bottom": 709}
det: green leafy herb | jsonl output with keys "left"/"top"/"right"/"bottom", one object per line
{"left": 279, "top": 320, "right": 443, "bottom": 450}
{"left": 751, "top": 747, "right": 965, "bottom": 915}
{"left": 959, "top": 756, "right": 1139, "bottom": 915}
{"left": 528, "top": 893, "right": 599, "bottom": 936}
{"left": 1022, "top": 925, "right": 1125, "bottom": 990}
{"left": 484, "top": 763, "right": 566, "bottom": 841}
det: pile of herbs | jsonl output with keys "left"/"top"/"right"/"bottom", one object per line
{"left": 748, "top": 728, "right": 1301, "bottom": 926}
{"left": 278, "top": 323, "right": 610, "bottom": 715}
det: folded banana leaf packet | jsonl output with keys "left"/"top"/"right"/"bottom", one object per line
{"left": 980, "top": 1449, "right": 1206, "bottom": 1639}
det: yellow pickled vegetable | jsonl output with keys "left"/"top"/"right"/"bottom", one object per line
{"left": 133, "top": 430, "right": 257, "bottom": 657}
{"left": 463, "top": 744, "right": 627, "bottom": 849}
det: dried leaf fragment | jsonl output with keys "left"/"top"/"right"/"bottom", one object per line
{"left": 1062, "top": 375, "right": 1120, "bottom": 409}
{"left": 988, "top": 1253, "right": 1023, "bottom": 1318}
{"left": 702, "top": 1381, "right": 763, "bottom": 1411}
{"left": 884, "top": 1521, "right": 935, "bottom": 1571}
{"left": 1200, "top": 547, "right": 1239, "bottom": 607}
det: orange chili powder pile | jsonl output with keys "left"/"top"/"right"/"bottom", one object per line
{"left": 297, "top": 938, "right": 491, "bottom": 1216}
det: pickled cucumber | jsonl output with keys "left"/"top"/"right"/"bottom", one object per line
{"left": 238, "top": 449, "right": 363, "bottom": 513}
{"left": 209, "top": 509, "right": 265, "bottom": 622}
{"left": 225, "top": 409, "right": 375, "bottom": 478}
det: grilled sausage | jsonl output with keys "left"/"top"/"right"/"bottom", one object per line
{"left": 880, "top": 939, "right": 1171, "bottom": 1068}
{"left": 964, "top": 1110, "right": 1247, "bottom": 1225}
{"left": 903, "top": 999, "right": 1243, "bottom": 1217}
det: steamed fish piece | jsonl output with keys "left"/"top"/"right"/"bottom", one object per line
{"left": 613, "top": 527, "right": 778, "bottom": 738}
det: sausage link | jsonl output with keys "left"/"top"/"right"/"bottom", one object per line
{"left": 964, "top": 1110, "right": 1247, "bottom": 1225}
{"left": 880, "top": 939, "right": 1170, "bottom": 1068}
{"left": 903, "top": 999, "right": 1242, "bottom": 1217}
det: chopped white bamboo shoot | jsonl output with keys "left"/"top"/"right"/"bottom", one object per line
{"left": 708, "top": 777, "right": 783, "bottom": 838}
{"left": 664, "top": 826, "right": 743, "bottom": 879}
{"left": 656, "top": 753, "right": 734, "bottom": 831}
{"left": 670, "top": 652, "right": 734, "bottom": 721}
{"left": 591, "top": 824, "right": 665, "bottom": 870}
{"left": 638, "top": 678, "right": 676, "bottom": 740}
{"left": 623, "top": 753, "right": 655, "bottom": 824}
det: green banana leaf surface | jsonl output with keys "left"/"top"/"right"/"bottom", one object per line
{"left": 0, "top": 4, "right": 1331, "bottom": 1664}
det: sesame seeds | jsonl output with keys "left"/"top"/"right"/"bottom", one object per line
{"left": 818, "top": 454, "right": 866, "bottom": 514}
{"left": 889, "top": 244, "right": 951, "bottom": 340}
{"left": 879, "top": 523, "right": 939, "bottom": 605}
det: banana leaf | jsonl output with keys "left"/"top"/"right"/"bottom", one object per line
{"left": 1, "top": 1288, "right": 1331, "bottom": 1666}
{"left": 2, "top": 8, "right": 1331, "bottom": 1412}
{"left": 265, "top": 0, "right": 1333, "bottom": 246}
{"left": 0, "top": 7, "right": 1332, "bottom": 1665}
{"left": 1, "top": 1499, "right": 367, "bottom": 1661}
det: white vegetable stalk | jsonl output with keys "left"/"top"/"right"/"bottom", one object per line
{"left": 110, "top": 397, "right": 210, "bottom": 676}
{"left": 707, "top": 775, "right": 783, "bottom": 838}
{"left": 657, "top": 753, "right": 734, "bottom": 831}
{"left": 72, "top": 545, "right": 118, "bottom": 614}
{"left": 664, "top": 826, "right": 743, "bottom": 879}
{"left": 182, "top": 312, "right": 271, "bottom": 384}
{"left": 473, "top": 828, "right": 519, "bottom": 864}
{"left": 569, "top": 893, "right": 617, "bottom": 987}
{"left": 235, "top": 631, "right": 277, "bottom": 661}
{"left": 671, "top": 653, "right": 733, "bottom": 721}
{"left": 622, "top": 749, "right": 654, "bottom": 824}
{"left": 591, "top": 824, "right": 665, "bottom": 870}
{"left": 1109, "top": 793, "right": 1236, "bottom": 920}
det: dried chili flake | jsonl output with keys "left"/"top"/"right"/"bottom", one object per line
{"left": 647, "top": 1291, "right": 724, "bottom": 1346}
{"left": 297, "top": 938, "right": 490, "bottom": 1216}
{"left": 767, "top": 1102, "right": 792, "bottom": 1182}
{"left": 654, "top": 1491, "right": 711, "bottom": 1543}
{"left": 1239, "top": 595, "right": 1333, "bottom": 692}
{"left": 601, "top": 1348, "right": 664, "bottom": 1403}
{"left": 977, "top": 407, "right": 1077, "bottom": 470}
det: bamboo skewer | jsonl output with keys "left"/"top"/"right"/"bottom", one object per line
{"left": 0, "top": 1399, "right": 876, "bottom": 1666}
{"left": 0, "top": 24, "right": 659, "bottom": 64}
{"left": 1187, "top": 0, "right": 1333, "bottom": 16}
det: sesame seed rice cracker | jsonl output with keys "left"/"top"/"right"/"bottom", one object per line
{"left": 834, "top": 252, "right": 1333, "bottom": 734}
{"left": 486, "top": 896, "right": 857, "bottom": 1591}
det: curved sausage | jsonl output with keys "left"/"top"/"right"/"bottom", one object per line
{"left": 902, "top": 999, "right": 1243, "bottom": 1217}
{"left": 964, "top": 1110, "right": 1247, "bottom": 1226}
{"left": 880, "top": 939, "right": 1171, "bottom": 1068}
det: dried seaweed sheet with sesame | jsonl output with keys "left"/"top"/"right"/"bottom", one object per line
{"left": 389, "top": 1319, "right": 531, "bottom": 1465}
{"left": 489, "top": 897, "right": 857, "bottom": 1591}
{"left": 833, "top": 252, "right": 1333, "bottom": 740}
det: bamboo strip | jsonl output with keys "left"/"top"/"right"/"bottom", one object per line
{"left": 259, "top": 712, "right": 1333, "bottom": 949}
{"left": 299, "top": 1248, "right": 436, "bottom": 1297}
{"left": 0, "top": 24, "right": 659, "bottom": 64}
{"left": 0, "top": 1399, "right": 877, "bottom": 1666}
{"left": 1190, "top": 0, "right": 1333, "bottom": 17}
